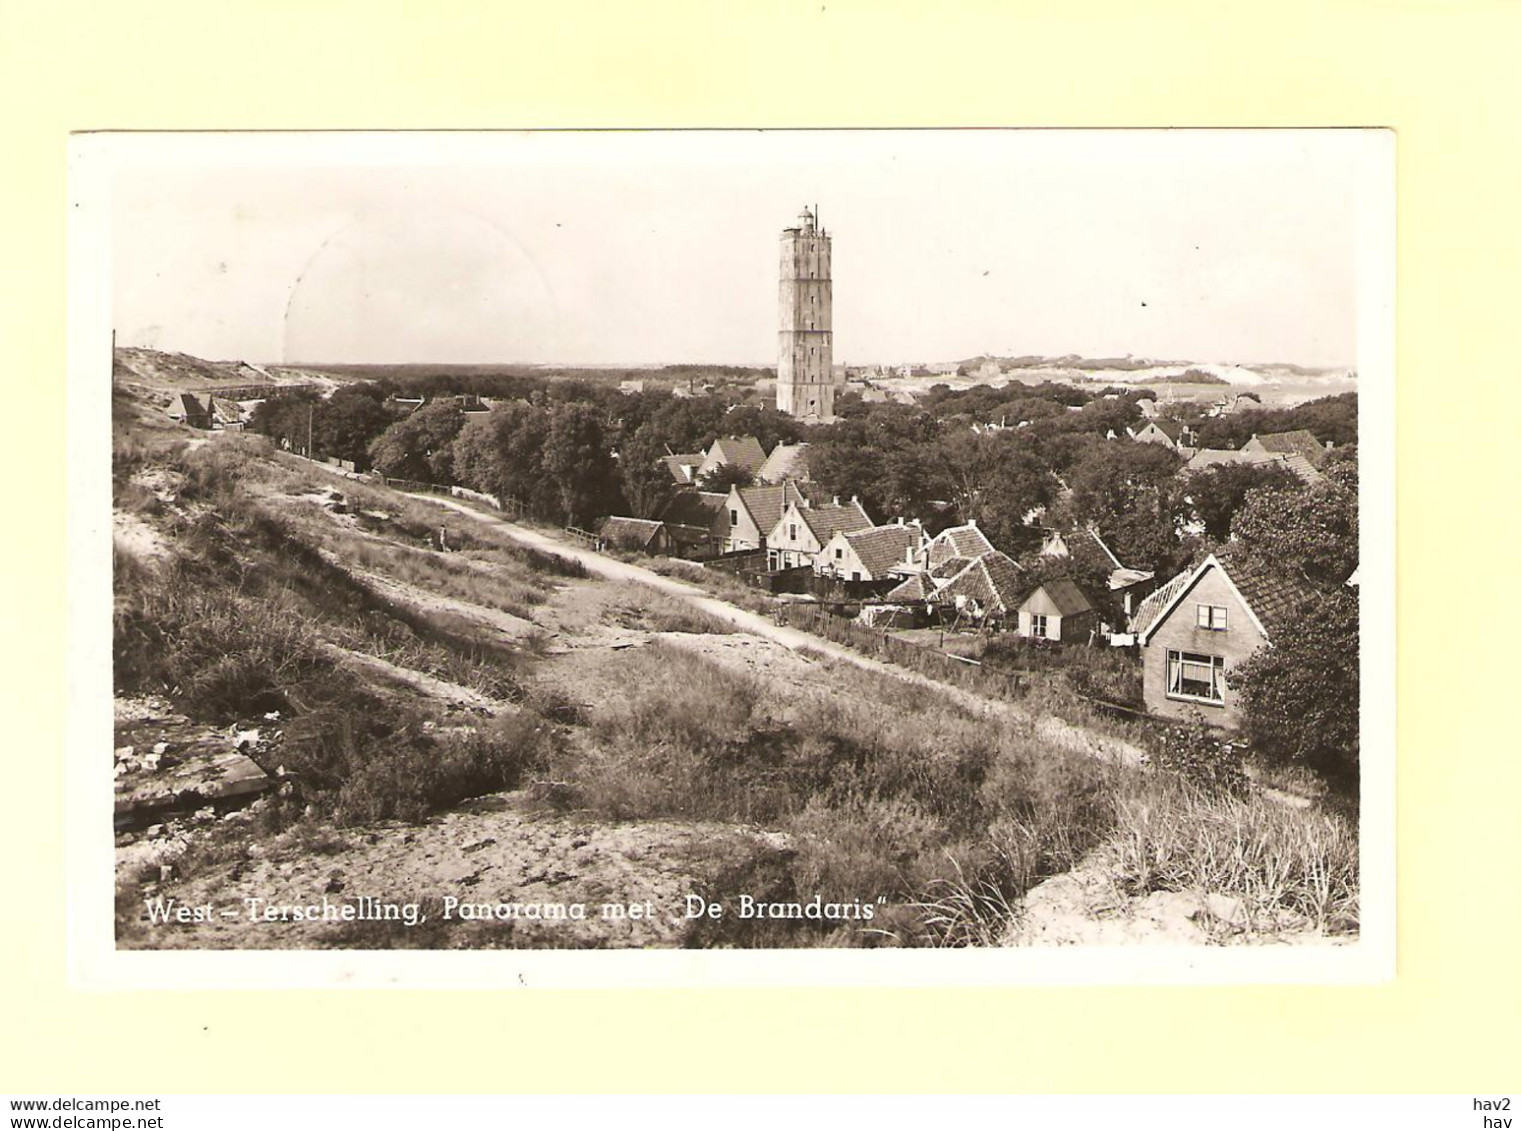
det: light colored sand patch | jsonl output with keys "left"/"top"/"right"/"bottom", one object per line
{"left": 113, "top": 510, "right": 169, "bottom": 562}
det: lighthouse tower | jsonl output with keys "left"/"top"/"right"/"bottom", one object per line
{"left": 776, "top": 206, "right": 834, "bottom": 422}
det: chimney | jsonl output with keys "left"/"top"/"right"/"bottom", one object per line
{"left": 896, "top": 516, "right": 905, "bottom": 526}
{"left": 832, "top": 495, "right": 839, "bottom": 506}
{"left": 967, "top": 518, "right": 978, "bottom": 528}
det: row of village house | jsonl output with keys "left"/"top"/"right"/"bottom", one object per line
{"left": 601, "top": 430, "right": 1349, "bottom": 727}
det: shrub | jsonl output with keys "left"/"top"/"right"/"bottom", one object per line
{"left": 1149, "top": 710, "right": 1249, "bottom": 796}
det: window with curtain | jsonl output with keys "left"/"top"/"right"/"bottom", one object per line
{"left": 1166, "top": 650, "right": 1225, "bottom": 703}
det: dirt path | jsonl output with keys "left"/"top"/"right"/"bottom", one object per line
{"left": 410, "top": 494, "right": 1145, "bottom": 766}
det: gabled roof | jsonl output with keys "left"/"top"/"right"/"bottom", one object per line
{"left": 733, "top": 482, "right": 804, "bottom": 536}
{"left": 1023, "top": 578, "right": 1095, "bottom": 617}
{"left": 930, "top": 555, "right": 974, "bottom": 581}
{"left": 1043, "top": 526, "right": 1125, "bottom": 576}
{"left": 1128, "top": 569, "right": 1197, "bottom": 638}
{"left": 883, "top": 572, "right": 934, "bottom": 602}
{"left": 1131, "top": 550, "right": 1318, "bottom": 644}
{"left": 169, "top": 392, "right": 208, "bottom": 418}
{"left": 1142, "top": 419, "right": 1186, "bottom": 442}
{"left": 933, "top": 550, "right": 1024, "bottom": 616}
{"left": 661, "top": 453, "right": 704, "bottom": 485}
{"left": 1182, "top": 447, "right": 1322, "bottom": 485}
{"left": 1277, "top": 452, "right": 1325, "bottom": 485}
{"left": 1249, "top": 429, "right": 1327, "bottom": 465}
{"left": 599, "top": 516, "right": 667, "bottom": 549}
{"left": 795, "top": 499, "right": 873, "bottom": 545}
{"left": 1182, "top": 448, "right": 1278, "bottom": 474}
{"left": 757, "top": 442, "right": 810, "bottom": 484}
{"left": 657, "top": 490, "right": 727, "bottom": 528}
{"left": 839, "top": 523, "right": 919, "bottom": 577}
{"left": 926, "top": 522, "right": 995, "bottom": 567}
{"left": 704, "top": 435, "right": 768, "bottom": 477}
{"left": 1214, "top": 547, "right": 1319, "bottom": 638}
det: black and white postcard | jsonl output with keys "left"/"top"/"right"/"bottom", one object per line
{"left": 68, "top": 129, "right": 1394, "bottom": 986}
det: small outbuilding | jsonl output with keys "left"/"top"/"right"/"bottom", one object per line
{"left": 1016, "top": 579, "right": 1098, "bottom": 642}
{"left": 598, "top": 516, "right": 671, "bottom": 555}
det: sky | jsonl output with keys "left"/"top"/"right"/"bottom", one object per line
{"left": 106, "top": 130, "right": 1379, "bottom": 368}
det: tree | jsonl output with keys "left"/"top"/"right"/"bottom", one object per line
{"left": 934, "top": 431, "right": 1054, "bottom": 553}
{"left": 312, "top": 385, "right": 392, "bottom": 467}
{"left": 618, "top": 424, "right": 677, "bottom": 519}
{"left": 451, "top": 402, "right": 555, "bottom": 516}
{"left": 249, "top": 389, "right": 322, "bottom": 454}
{"left": 1233, "top": 587, "right": 1359, "bottom": 781}
{"left": 366, "top": 401, "right": 466, "bottom": 484}
{"left": 1066, "top": 440, "right": 1183, "bottom": 570}
{"left": 542, "top": 402, "right": 619, "bottom": 527}
{"left": 1182, "top": 462, "right": 1299, "bottom": 541}
{"left": 696, "top": 463, "right": 755, "bottom": 493}
{"left": 1229, "top": 471, "right": 1358, "bottom": 592}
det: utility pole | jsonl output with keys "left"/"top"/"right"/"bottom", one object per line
{"left": 307, "top": 403, "right": 314, "bottom": 458}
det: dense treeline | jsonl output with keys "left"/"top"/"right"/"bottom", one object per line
{"left": 248, "top": 378, "right": 1357, "bottom": 583}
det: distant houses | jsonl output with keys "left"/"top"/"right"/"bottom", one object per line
{"left": 1133, "top": 420, "right": 1196, "bottom": 454}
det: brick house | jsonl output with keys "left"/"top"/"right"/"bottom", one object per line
{"left": 656, "top": 490, "right": 728, "bottom": 558}
{"left": 765, "top": 496, "right": 873, "bottom": 570}
{"left": 1130, "top": 550, "right": 1316, "bottom": 728}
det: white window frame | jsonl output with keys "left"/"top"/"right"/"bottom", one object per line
{"left": 1031, "top": 613, "right": 1048, "bottom": 639}
{"left": 1196, "top": 603, "right": 1229, "bottom": 631}
{"left": 1165, "top": 650, "right": 1226, "bottom": 705}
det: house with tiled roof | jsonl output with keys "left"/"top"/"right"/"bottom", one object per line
{"left": 765, "top": 496, "right": 874, "bottom": 570}
{"left": 1241, "top": 429, "right": 1330, "bottom": 467}
{"left": 655, "top": 491, "right": 728, "bottom": 558}
{"left": 1129, "top": 549, "right": 1318, "bottom": 728}
{"left": 1134, "top": 420, "right": 1194, "bottom": 452}
{"left": 715, "top": 482, "right": 805, "bottom": 553}
{"left": 660, "top": 452, "right": 705, "bottom": 486}
{"left": 925, "top": 521, "right": 996, "bottom": 568}
{"left": 1180, "top": 446, "right": 1322, "bottom": 486}
{"left": 930, "top": 550, "right": 1025, "bottom": 624}
{"left": 598, "top": 516, "right": 671, "bottom": 554}
{"left": 696, "top": 435, "right": 768, "bottom": 484}
{"left": 882, "top": 571, "right": 935, "bottom": 604}
{"left": 1017, "top": 579, "right": 1098, "bottom": 642}
{"left": 756, "top": 442, "right": 811, "bottom": 485}
{"left": 816, "top": 520, "right": 923, "bottom": 582}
